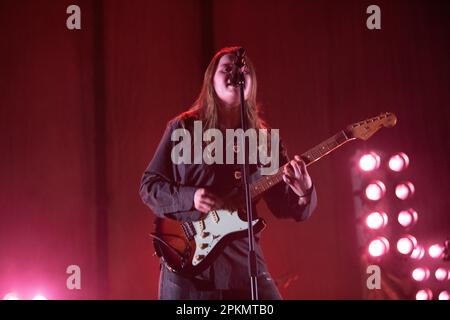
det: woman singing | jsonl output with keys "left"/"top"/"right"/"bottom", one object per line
{"left": 139, "top": 46, "right": 317, "bottom": 300}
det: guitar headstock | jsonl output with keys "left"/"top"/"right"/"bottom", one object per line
{"left": 347, "top": 112, "right": 397, "bottom": 141}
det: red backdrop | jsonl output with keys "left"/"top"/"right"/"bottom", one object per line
{"left": 1, "top": 0, "right": 449, "bottom": 299}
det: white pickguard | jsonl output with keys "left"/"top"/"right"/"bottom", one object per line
{"left": 190, "top": 209, "right": 259, "bottom": 266}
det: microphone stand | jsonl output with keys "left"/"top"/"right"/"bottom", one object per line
{"left": 234, "top": 48, "right": 259, "bottom": 300}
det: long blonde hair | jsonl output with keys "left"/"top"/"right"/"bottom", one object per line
{"left": 179, "top": 46, "right": 267, "bottom": 131}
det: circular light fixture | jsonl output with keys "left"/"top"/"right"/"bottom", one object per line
{"left": 412, "top": 267, "right": 430, "bottom": 282}
{"left": 395, "top": 182, "right": 415, "bottom": 200}
{"left": 397, "top": 235, "right": 417, "bottom": 255}
{"left": 366, "top": 211, "right": 388, "bottom": 230}
{"left": 3, "top": 293, "right": 19, "bottom": 300}
{"left": 359, "top": 152, "right": 381, "bottom": 172}
{"left": 397, "top": 209, "right": 418, "bottom": 228}
{"left": 388, "top": 152, "right": 409, "bottom": 172}
{"left": 368, "top": 237, "right": 390, "bottom": 257}
{"left": 411, "top": 245, "right": 425, "bottom": 260}
{"left": 365, "top": 181, "right": 386, "bottom": 201}
{"left": 435, "top": 268, "right": 449, "bottom": 281}
{"left": 438, "top": 291, "right": 450, "bottom": 300}
{"left": 428, "top": 244, "right": 445, "bottom": 259}
{"left": 416, "top": 289, "right": 433, "bottom": 300}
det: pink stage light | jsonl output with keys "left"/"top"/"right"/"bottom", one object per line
{"left": 395, "top": 182, "right": 415, "bottom": 200}
{"left": 397, "top": 209, "right": 418, "bottom": 228}
{"left": 416, "top": 289, "right": 433, "bottom": 300}
{"left": 368, "top": 237, "right": 390, "bottom": 257}
{"left": 412, "top": 267, "right": 430, "bottom": 282}
{"left": 32, "top": 294, "right": 47, "bottom": 300}
{"left": 388, "top": 152, "right": 409, "bottom": 172}
{"left": 428, "top": 244, "right": 445, "bottom": 259}
{"left": 365, "top": 181, "right": 386, "bottom": 201}
{"left": 438, "top": 291, "right": 450, "bottom": 300}
{"left": 434, "top": 268, "right": 449, "bottom": 281}
{"left": 365, "top": 211, "right": 388, "bottom": 230}
{"left": 411, "top": 245, "right": 425, "bottom": 260}
{"left": 397, "top": 235, "right": 417, "bottom": 255}
{"left": 359, "top": 152, "right": 381, "bottom": 172}
{"left": 3, "top": 293, "right": 19, "bottom": 300}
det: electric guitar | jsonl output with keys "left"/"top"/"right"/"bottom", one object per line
{"left": 150, "top": 112, "right": 397, "bottom": 275}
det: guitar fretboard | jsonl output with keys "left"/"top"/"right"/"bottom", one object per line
{"left": 250, "top": 130, "right": 353, "bottom": 199}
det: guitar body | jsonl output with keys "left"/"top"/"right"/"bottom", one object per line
{"left": 152, "top": 209, "right": 266, "bottom": 276}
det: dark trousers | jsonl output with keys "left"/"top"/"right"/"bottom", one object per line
{"left": 158, "top": 264, "right": 282, "bottom": 300}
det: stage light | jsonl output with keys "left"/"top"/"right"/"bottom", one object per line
{"left": 365, "top": 211, "right": 388, "bottom": 230}
{"left": 359, "top": 152, "right": 381, "bottom": 172}
{"left": 434, "top": 268, "right": 448, "bottom": 281}
{"left": 368, "top": 237, "right": 390, "bottom": 257}
{"left": 365, "top": 181, "right": 386, "bottom": 201}
{"left": 428, "top": 244, "right": 445, "bottom": 259}
{"left": 32, "top": 294, "right": 47, "bottom": 300}
{"left": 412, "top": 267, "right": 430, "bottom": 281}
{"left": 438, "top": 291, "right": 450, "bottom": 300}
{"left": 397, "top": 235, "right": 417, "bottom": 255}
{"left": 397, "top": 209, "right": 418, "bottom": 228}
{"left": 416, "top": 289, "right": 433, "bottom": 300}
{"left": 388, "top": 152, "right": 409, "bottom": 172}
{"left": 3, "top": 293, "right": 19, "bottom": 300}
{"left": 395, "top": 182, "right": 415, "bottom": 200}
{"left": 411, "top": 244, "right": 425, "bottom": 260}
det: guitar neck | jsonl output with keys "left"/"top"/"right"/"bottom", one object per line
{"left": 250, "top": 130, "right": 354, "bottom": 199}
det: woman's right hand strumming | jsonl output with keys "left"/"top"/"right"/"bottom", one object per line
{"left": 194, "top": 188, "right": 224, "bottom": 213}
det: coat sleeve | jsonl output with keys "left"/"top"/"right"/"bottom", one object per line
{"left": 262, "top": 143, "right": 317, "bottom": 221}
{"left": 139, "top": 120, "right": 202, "bottom": 222}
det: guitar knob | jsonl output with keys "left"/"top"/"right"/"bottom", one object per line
{"left": 201, "top": 232, "right": 210, "bottom": 238}
{"left": 195, "top": 254, "right": 205, "bottom": 261}
{"left": 200, "top": 243, "right": 209, "bottom": 249}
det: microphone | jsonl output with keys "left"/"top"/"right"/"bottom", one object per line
{"left": 230, "top": 47, "right": 246, "bottom": 86}
{"left": 234, "top": 47, "right": 246, "bottom": 68}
